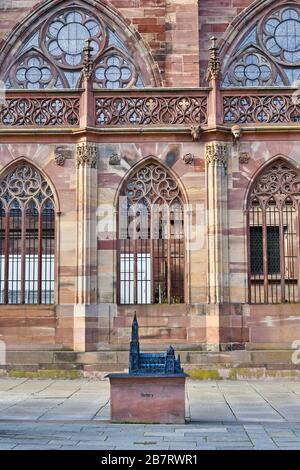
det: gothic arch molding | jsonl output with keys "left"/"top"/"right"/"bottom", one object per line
{"left": 220, "top": 0, "right": 289, "bottom": 59}
{"left": 0, "top": 0, "right": 163, "bottom": 88}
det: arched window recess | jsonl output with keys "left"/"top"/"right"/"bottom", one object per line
{"left": 0, "top": 163, "right": 56, "bottom": 305}
{"left": 247, "top": 158, "right": 300, "bottom": 304}
{"left": 117, "top": 162, "right": 186, "bottom": 305}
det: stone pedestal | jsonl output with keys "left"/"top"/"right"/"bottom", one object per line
{"left": 109, "top": 374, "right": 187, "bottom": 424}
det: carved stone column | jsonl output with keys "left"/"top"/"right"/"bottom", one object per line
{"left": 205, "top": 142, "right": 230, "bottom": 350}
{"left": 74, "top": 142, "right": 98, "bottom": 352}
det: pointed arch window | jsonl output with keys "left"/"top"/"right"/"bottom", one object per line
{"left": 0, "top": 163, "right": 55, "bottom": 305}
{"left": 118, "top": 163, "right": 185, "bottom": 305}
{"left": 248, "top": 159, "right": 300, "bottom": 304}
{"left": 223, "top": 5, "right": 300, "bottom": 87}
{"left": 2, "top": 2, "right": 147, "bottom": 89}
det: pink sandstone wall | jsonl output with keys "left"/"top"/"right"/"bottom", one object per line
{"left": 2, "top": 136, "right": 299, "bottom": 353}
{"left": 0, "top": 0, "right": 299, "bottom": 358}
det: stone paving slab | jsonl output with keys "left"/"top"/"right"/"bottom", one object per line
{"left": 0, "top": 378, "right": 299, "bottom": 449}
{"left": 0, "top": 420, "right": 300, "bottom": 450}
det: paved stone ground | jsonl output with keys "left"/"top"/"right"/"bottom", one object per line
{"left": 0, "top": 378, "right": 300, "bottom": 450}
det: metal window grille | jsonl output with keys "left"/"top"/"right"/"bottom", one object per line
{"left": 0, "top": 164, "right": 55, "bottom": 305}
{"left": 118, "top": 163, "right": 185, "bottom": 305}
{"left": 248, "top": 160, "right": 300, "bottom": 303}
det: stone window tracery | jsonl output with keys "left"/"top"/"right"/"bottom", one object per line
{"left": 223, "top": 4, "right": 300, "bottom": 87}
{"left": 44, "top": 10, "right": 104, "bottom": 68}
{"left": 10, "top": 54, "right": 61, "bottom": 90}
{"left": 94, "top": 53, "right": 136, "bottom": 89}
{"left": 263, "top": 8, "right": 300, "bottom": 64}
{"left": 230, "top": 51, "right": 274, "bottom": 87}
{"left": 3, "top": 4, "right": 145, "bottom": 90}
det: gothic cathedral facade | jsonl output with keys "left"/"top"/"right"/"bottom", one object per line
{"left": 0, "top": 0, "right": 300, "bottom": 371}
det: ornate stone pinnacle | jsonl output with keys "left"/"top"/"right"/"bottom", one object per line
{"left": 205, "top": 142, "right": 228, "bottom": 170}
{"left": 206, "top": 36, "right": 221, "bottom": 81}
{"left": 76, "top": 142, "right": 97, "bottom": 168}
{"left": 82, "top": 39, "right": 94, "bottom": 80}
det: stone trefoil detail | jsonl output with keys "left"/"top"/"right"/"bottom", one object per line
{"left": 76, "top": 143, "right": 97, "bottom": 169}
{"left": 205, "top": 143, "right": 228, "bottom": 170}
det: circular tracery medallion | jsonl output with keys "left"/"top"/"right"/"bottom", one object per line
{"left": 43, "top": 9, "right": 105, "bottom": 69}
{"left": 262, "top": 7, "right": 300, "bottom": 64}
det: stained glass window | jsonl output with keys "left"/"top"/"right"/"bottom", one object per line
{"left": 223, "top": 6, "right": 300, "bottom": 87}
{"left": 3, "top": 6, "right": 144, "bottom": 90}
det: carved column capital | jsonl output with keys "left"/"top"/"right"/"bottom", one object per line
{"left": 76, "top": 143, "right": 97, "bottom": 169}
{"left": 205, "top": 142, "right": 228, "bottom": 170}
